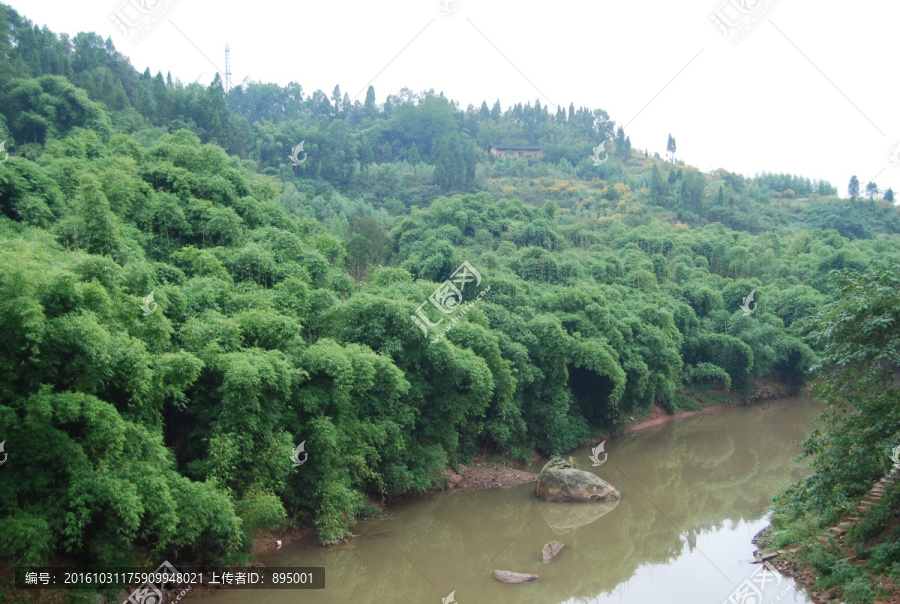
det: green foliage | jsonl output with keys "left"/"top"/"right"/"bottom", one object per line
{"left": 766, "top": 258, "right": 900, "bottom": 600}
{"left": 776, "top": 259, "right": 900, "bottom": 517}
{"left": 681, "top": 362, "right": 731, "bottom": 389}
{"left": 685, "top": 333, "right": 754, "bottom": 394}
{"left": 869, "top": 530, "right": 900, "bottom": 574}
{"left": 5, "top": 5, "right": 900, "bottom": 583}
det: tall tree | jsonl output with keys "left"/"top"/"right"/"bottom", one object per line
{"left": 432, "top": 133, "right": 476, "bottom": 191}
{"left": 363, "top": 85, "right": 376, "bottom": 117}
{"left": 379, "top": 141, "right": 392, "bottom": 163}
{"left": 650, "top": 164, "right": 667, "bottom": 203}
{"left": 615, "top": 126, "right": 626, "bottom": 156}
{"left": 408, "top": 142, "right": 422, "bottom": 165}
{"left": 331, "top": 84, "right": 342, "bottom": 114}
{"left": 490, "top": 100, "right": 501, "bottom": 120}
{"left": 848, "top": 175, "right": 860, "bottom": 200}
{"left": 358, "top": 135, "right": 374, "bottom": 170}
{"left": 865, "top": 181, "right": 878, "bottom": 200}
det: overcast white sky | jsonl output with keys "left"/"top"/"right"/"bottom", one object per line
{"left": 10, "top": 0, "right": 900, "bottom": 197}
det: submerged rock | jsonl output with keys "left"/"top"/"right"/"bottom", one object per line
{"left": 492, "top": 570, "right": 539, "bottom": 583}
{"left": 535, "top": 456, "right": 622, "bottom": 503}
{"left": 541, "top": 540, "right": 565, "bottom": 563}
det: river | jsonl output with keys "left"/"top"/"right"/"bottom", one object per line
{"left": 203, "top": 396, "right": 821, "bottom": 603}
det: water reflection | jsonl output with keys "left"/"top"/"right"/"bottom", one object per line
{"left": 541, "top": 500, "right": 619, "bottom": 534}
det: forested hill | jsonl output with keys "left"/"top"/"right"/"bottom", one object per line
{"left": 1, "top": 3, "right": 899, "bottom": 576}
{"left": 2, "top": 4, "right": 898, "bottom": 237}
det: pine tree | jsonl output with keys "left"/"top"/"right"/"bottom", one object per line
{"left": 358, "top": 135, "right": 374, "bottom": 170}
{"left": 379, "top": 141, "right": 392, "bottom": 163}
{"left": 331, "top": 85, "right": 342, "bottom": 114}
{"left": 650, "top": 164, "right": 666, "bottom": 203}
{"left": 666, "top": 134, "right": 676, "bottom": 163}
{"left": 364, "top": 85, "right": 376, "bottom": 116}
{"left": 408, "top": 142, "right": 422, "bottom": 165}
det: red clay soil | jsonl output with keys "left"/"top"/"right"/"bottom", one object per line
{"left": 617, "top": 402, "right": 732, "bottom": 435}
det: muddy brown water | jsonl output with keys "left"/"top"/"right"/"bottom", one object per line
{"left": 202, "top": 397, "right": 821, "bottom": 603}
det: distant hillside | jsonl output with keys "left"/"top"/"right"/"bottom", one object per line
{"left": 1, "top": 4, "right": 896, "bottom": 242}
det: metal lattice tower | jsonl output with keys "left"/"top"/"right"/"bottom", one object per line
{"left": 224, "top": 44, "right": 232, "bottom": 93}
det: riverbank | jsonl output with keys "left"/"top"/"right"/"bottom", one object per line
{"left": 435, "top": 378, "right": 800, "bottom": 495}
{"left": 87, "top": 381, "right": 803, "bottom": 604}
{"left": 62, "top": 379, "right": 801, "bottom": 603}
{"left": 752, "top": 466, "right": 900, "bottom": 604}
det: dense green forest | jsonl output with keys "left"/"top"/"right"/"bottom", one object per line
{"left": 1, "top": 5, "right": 900, "bottom": 601}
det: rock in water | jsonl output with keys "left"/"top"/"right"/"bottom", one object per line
{"left": 492, "top": 570, "right": 539, "bottom": 583}
{"left": 541, "top": 540, "right": 565, "bottom": 563}
{"left": 535, "top": 456, "right": 622, "bottom": 503}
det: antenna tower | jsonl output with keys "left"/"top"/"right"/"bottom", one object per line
{"left": 224, "top": 44, "right": 232, "bottom": 93}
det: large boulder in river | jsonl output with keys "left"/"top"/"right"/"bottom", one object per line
{"left": 535, "top": 456, "right": 621, "bottom": 503}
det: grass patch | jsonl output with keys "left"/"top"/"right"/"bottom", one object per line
{"left": 765, "top": 513, "right": 823, "bottom": 550}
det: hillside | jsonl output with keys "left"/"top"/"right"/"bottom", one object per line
{"left": 1, "top": 5, "right": 900, "bottom": 603}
